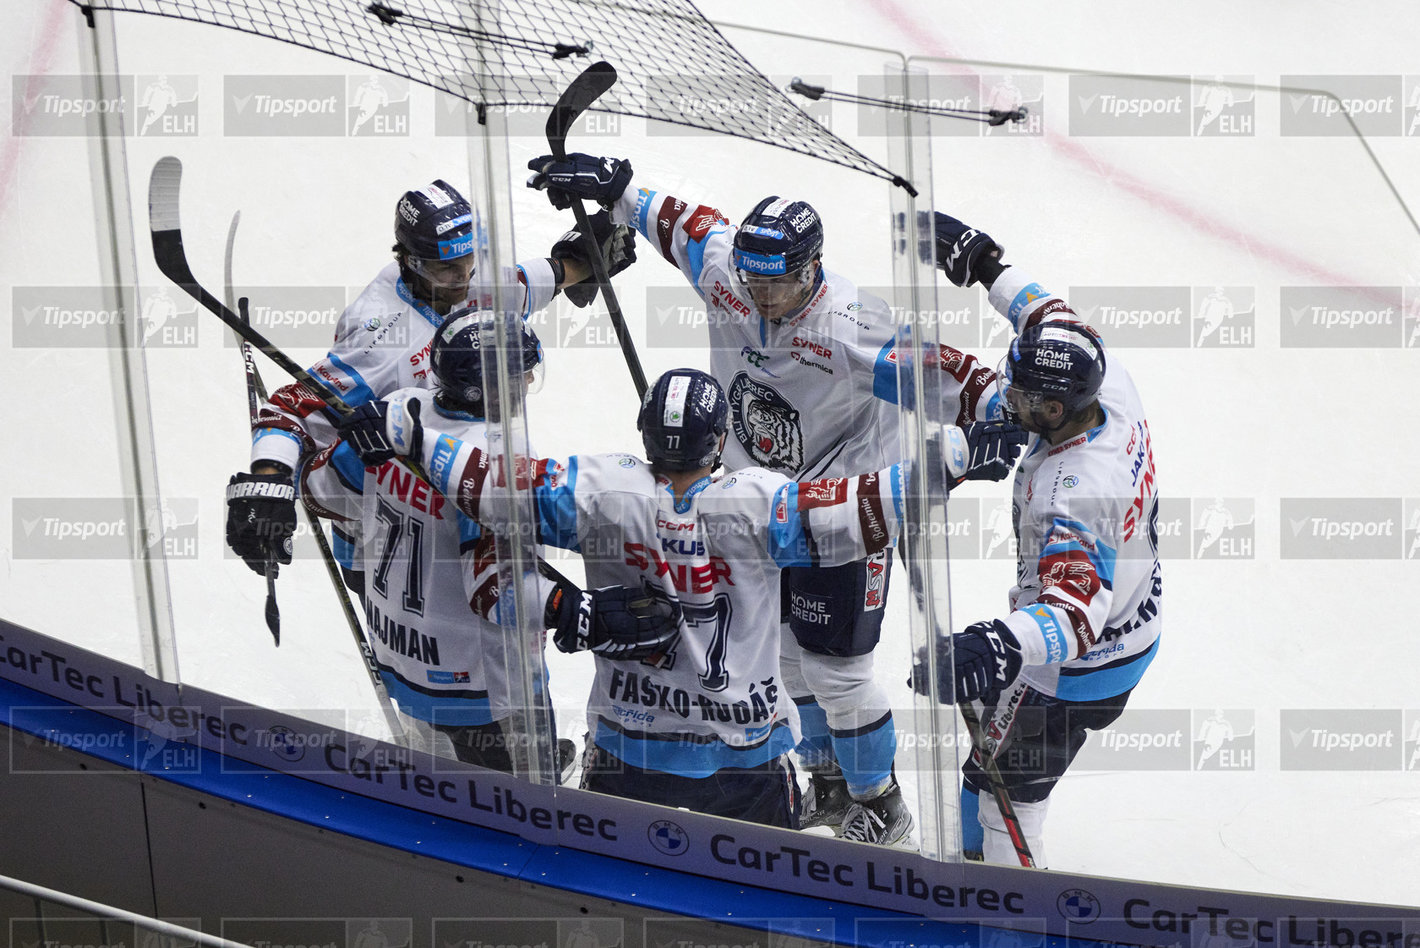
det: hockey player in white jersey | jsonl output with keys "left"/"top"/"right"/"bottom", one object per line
{"left": 526, "top": 153, "right": 920, "bottom": 843}
{"left": 225, "top": 177, "right": 634, "bottom": 590}
{"left": 915, "top": 212, "right": 1163, "bottom": 866}
{"left": 302, "top": 310, "right": 675, "bottom": 769}
{"left": 338, "top": 363, "right": 1024, "bottom": 832}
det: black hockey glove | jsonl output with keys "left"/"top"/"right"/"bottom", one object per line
{"left": 949, "top": 421, "right": 1027, "bottom": 485}
{"left": 548, "top": 579, "right": 682, "bottom": 662}
{"left": 911, "top": 619, "right": 1023, "bottom": 705}
{"left": 527, "top": 153, "right": 633, "bottom": 210}
{"left": 551, "top": 209, "right": 638, "bottom": 308}
{"left": 335, "top": 397, "right": 423, "bottom": 467}
{"left": 934, "top": 212, "right": 1005, "bottom": 288}
{"left": 226, "top": 471, "right": 296, "bottom": 575}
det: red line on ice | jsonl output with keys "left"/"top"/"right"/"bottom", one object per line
{"left": 1, "top": 0, "right": 72, "bottom": 218}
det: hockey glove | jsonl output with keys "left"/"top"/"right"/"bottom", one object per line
{"left": 550, "top": 209, "right": 638, "bottom": 308}
{"left": 335, "top": 397, "right": 423, "bottom": 467}
{"left": 944, "top": 421, "right": 1027, "bottom": 486}
{"left": 934, "top": 212, "right": 1004, "bottom": 288}
{"left": 527, "top": 153, "right": 633, "bottom": 210}
{"left": 911, "top": 620, "right": 1023, "bottom": 705}
{"left": 548, "top": 579, "right": 683, "bottom": 662}
{"left": 226, "top": 471, "right": 296, "bottom": 575}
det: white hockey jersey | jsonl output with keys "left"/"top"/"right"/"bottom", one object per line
{"left": 300, "top": 389, "right": 550, "bottom": 725}
{"left": 943, "top": 269, "right": 1163, "bottom": 700}
{"left": 611, "top": 186, "right": 901, "bottom": 480}
{"left": 251, "top": 260, "right": 558, "bottom": 475}
{"left": 398, "top": 420, "right": 908, "bottom": 777}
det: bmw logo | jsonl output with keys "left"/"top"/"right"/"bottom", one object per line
{"left": 1057, "top": 888, "right": 1101, "bottom": 923}
{"left": 264, "top": 725, "right": 305, "bottom": 762}
{"left": 648, "top": 820, "right": 688, "bottom": 856}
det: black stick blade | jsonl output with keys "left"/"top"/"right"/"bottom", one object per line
{"left": 265, "top": 564, "right": 281, "bottom": 646}
{"left": 546, "top": 61, "right": 617, "bottom": 156}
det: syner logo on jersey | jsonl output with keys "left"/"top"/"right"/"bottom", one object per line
{"left": 729, "top": 373, "right": 804, "bottom": 472}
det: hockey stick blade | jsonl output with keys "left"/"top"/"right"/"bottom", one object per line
{"left": 543, "top": 64, "right": 649, "bottom": 397}
{"left": 264, "top": 562, "right": 281, "bottom": 645}
{"left": 546, "top": 61, "right": 617, "bottom": 157}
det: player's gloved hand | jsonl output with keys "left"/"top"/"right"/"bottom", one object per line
{"left": 934, "top": 212, "right": 1004, "bottom": 288}
{"left": 226, "top": 471, "right": 296, "bottom": 575}
{"left": 548, "top": 579, "right": 683, "bottom": 661}
{"left": 527, "top": 153, "right": 633, "bottom": 210}
{"left": 943, "top": 421, "right": 1028, "bottom": 486}
{"left": 910, "top": 620, "right": 1023, "bottom": 704}
{"left": 551, "top": 209, "right": 638, "bottom": 308}
{"left": 335, "top": 396, "right": 423, "bottom": 467}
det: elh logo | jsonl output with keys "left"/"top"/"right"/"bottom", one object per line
{"left": 1191, "top": 76, "right": 1255, "bottom": 136}
{"left": 1403, "top": 284, "right": 1420, "bottom": 349}
{"left": 139, "top": 286, "right": 201, "bottom": 348}
{"left": 1405, "top": 710, "right": 1420, "bottom": 772}
{"left": 981, "top": 73, "right": 1045, "bottom": 136}
{"left": 347, "top": 74, "right": 410, "bottom": 136}
{"left": 1191, "top": 286, "right": 1255, "bottom": 348}
{"left": 135, "top": 74, "right": 198, "bottom": 136}
{"left": 980, "top": 499, "right": 1017, "bottom": 560}
{"left": 1404, "top": 498, "right": 1420, "bottom": 560}
{"left": 1192, "top": 497, "right": 1255, "bottom": 559}
{"left": 1406, "top": 76, "right": 1420, "bottom": 137}
{"left": 1192, "top": 708, "right": 1255, "bottom": 770}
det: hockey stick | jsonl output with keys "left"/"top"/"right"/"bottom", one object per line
{"left": 222, "top": 211, "right": 283, "bottom": 645}
{"left": 959, "top": 701, "right": 1036, "bottom": 868}
{"left": 152, "top": 158, "right": 577, "bottom": 594}
{"left": 546, "top": 61, "right": 648, "bottom": 399}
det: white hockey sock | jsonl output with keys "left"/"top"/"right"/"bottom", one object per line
{"left": 980, "top": 793, "right": 1048, "bottom": 868}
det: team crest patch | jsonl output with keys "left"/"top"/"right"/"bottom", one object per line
{"left": 728, "top": 372, "right": 803, "bottom": 472}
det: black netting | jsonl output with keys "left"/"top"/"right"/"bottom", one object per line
{"left": 75, "top": 0, "right": 909, "bottom": 188}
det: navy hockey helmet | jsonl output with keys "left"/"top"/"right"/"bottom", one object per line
{"left": 637, "top": 368, "right": 729, "bottom": 472}
{"left": 394, "top": 179, "right": 474, "bottom": 262}
{"left": 731, "top": 196, "right": 824, "bottom": 319}
{"left": 430, "top": 307, "right": 543, "bottom": 412}
{"left": 998, "top": 321, "right": 1106, "bottom": 425}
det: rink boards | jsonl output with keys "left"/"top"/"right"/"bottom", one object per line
{"left": 0, "top": 615, "right": 1416, "bottom": 948}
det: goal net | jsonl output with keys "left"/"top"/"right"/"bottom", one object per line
{"left": 73, "top": 0, "right": 909, "bottom": 187}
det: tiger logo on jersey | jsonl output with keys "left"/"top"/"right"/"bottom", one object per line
{"left": 728, "top": 372, "right": 803, "bottom": 472}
